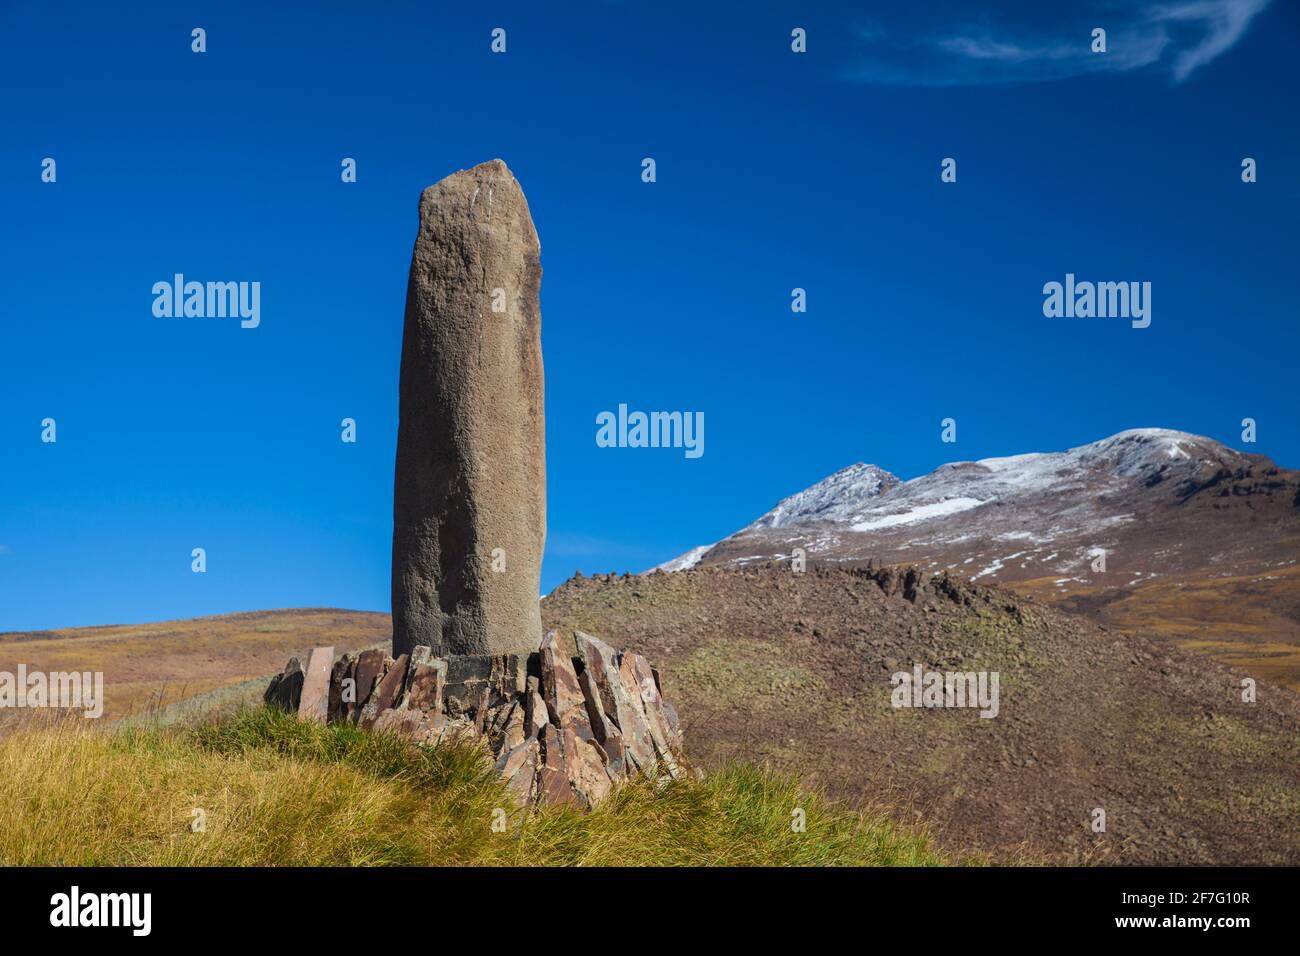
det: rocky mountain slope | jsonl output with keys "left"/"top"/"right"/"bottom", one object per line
{"left": 545, "top": 565, "right": 1300, "bottom": 864}
{"left": 657, "top": 429, "right": 1300, "bottom": 688}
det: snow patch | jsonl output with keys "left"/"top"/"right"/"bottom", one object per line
{"left": 650, "top": 544, "right": 713, "bottom": 573}
{"left": 850, "top": 497, "right": 986, "bottom": 532}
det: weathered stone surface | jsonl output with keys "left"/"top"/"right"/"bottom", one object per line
{"left": 578, "top": 667, "right": 617, "bottom": 744}
{"left": 373, "top": 707, "right": 435, "bottom": 739}
{"left": 490, "top": 654, "right": 530, "bottom": 699}
{"left": 359, "top": 654, "right": 409, "bottom": 729}
{"left": 598, "top": 734, "right": 629, "bottom": 779}
{"left": 499, "top": 701, "right": 527, "bottom": 752}
{"left": 265, "top": 657, "right": 304, "bottom": 711}
{"left": 404, "top": 658, "right": 447, "bottom": 714}
{"left": 472, "top": 685, "right": 493, "bottom": 734}
{"left": 525, "top": 676, "right": 549, "bottom": 737}
{"left": 623, "top": 651, "right": 682, "bottom": 777}
{"left": 575, "top": 631, "right": 655, "bottom": 773}
{"left": 497, "top": 737, "right": 540, "bottom": 805}
{"left": 443, "top": 654, "right": 496, "bottom": 713}
{"left": 350, "top": 649, "right": 386, "bottom": 722}
{"left": 563, "top": 726, "right": 612, "bottom": 808}
{"left": 391, "top": 159, "right": 545, "bottom": 660}
{"left": 661, "top": 700, "right": 682, "bottom": 745}
{"left": 328, "top": 653, "right": 354, "bottom": 721}
{"left": 539, "top": 630, "right": 585, "bottom": 733}
{"left": 298, "top": 646, "right": 335, "bottom": 724}
{"left": 537, "top": 724, "right": 577, "bottom": 806}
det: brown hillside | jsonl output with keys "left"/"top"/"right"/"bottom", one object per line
{"left": 542, "top": 565, "right": 1300, "bottom": 865}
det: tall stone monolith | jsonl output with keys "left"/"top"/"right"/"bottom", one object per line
{"left": 392, "top": 159, "right": 545, "bottom": 658}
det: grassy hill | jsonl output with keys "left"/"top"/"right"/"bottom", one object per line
{"left": 0, "top": 608, "right": 389, "bottom": 728}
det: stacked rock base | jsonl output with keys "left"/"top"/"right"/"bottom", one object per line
{"left": 264, "top": 630, "right": 683, "bottom": 809}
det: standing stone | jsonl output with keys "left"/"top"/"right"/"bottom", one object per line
{"left": 328, "top": 653, "right": 355, "bottom": 721}
{"left": 392, "top": 159, "right": 546, "bottom": 659}
{"left": 349, "top": 649, "right": 386, "bottom": 723}
{"left": 265, "top": 657, "right": 304, "bottom": 712}
{"left": 298, "top": 646, "right": 335, "bottom": 724}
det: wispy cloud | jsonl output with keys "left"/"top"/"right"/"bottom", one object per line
{"left": 1153, "top": 0, "right": 1271, "bottom": 81}
{"left": 845, "top": 0, "right": 1272, "bottom": 86}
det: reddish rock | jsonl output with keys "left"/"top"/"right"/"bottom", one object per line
{"left": 490, "top": 654, "right": 530, "bottom": 699}
{"left": 496, "top": 737, "right": 540, "bottom": 805}
{"left": 622, "top": 651, "right": 682, "bottom": 777}
{"left": 499, "top": 702, "right": 527, "bottom": 752}
{"left": 525, "top": 676, "right": 549, "bottom": 737}
{"left": 563, "top": 726, "right": 612, "bottom": 808}
{"left": 537, "top": 724, "right": 577, "bottom": 806}
{"left": 575, "top": 631, "right": 655, "bottom": 773}
{"left": 472, "top": 685, "right": 493, "bottom": 734}
{"left": 298, "top": 646, "right": 335, "bottom": 724}
{"left": 598, "top": 734, "right": 629, "bottom": 779}
{"left": 578, "top": 667, "right": 618, "bottom": 744}
{"left": 350, "top": 649, "right": 386, "bottom": 722}
{"left": 405, "top": 658, "right": 447, "bottom": 714}
{"left": 359, "top": 654, "right": 409, "bottom": 729}
{"left": 535, "top": 766, "right": 574, "bottom": 806}
{"left": 373, "top": 707, "right": 434, "bottom": 738}
{"left": 260, "top": 631, "right": 684, "bottom": 810}
{"left": 539, "top": 630, "right": 585, "bottom": 733}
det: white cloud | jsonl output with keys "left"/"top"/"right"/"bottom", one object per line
{"left": 1152, "top": 0, "right": 1271, "bottom": 82}
{"left": 845, "top": 0, "right": 1272, "bottom": 86}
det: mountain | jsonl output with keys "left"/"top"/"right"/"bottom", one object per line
{"left": 654, "top": 429, "right": 1300, "bottom": 688}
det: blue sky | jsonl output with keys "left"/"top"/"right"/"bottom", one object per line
{"left": 1, "top": 0, "right": 1297, "bottom": 630}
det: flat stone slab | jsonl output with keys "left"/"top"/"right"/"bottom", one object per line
{"left": 298, "top": 646, "right": 335, "bottom": 724}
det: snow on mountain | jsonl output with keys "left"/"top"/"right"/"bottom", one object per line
{"left": 850, "top": 496, "right": 986, "bottom": 531}
{"left": 745, "top": 463, "right": 900, "bottom": 530}
{"left": 820, "top": 429, "right": 1231, "bottom": 534}
{"left": 650, "top": 544, "right": 715, "bottom": 573}
{"left": 648, "top": 428, "right": 1277, "bottom": 580}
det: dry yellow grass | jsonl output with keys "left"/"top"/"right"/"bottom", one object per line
{"left": 0, "top": 708, "right": 949, "bottom": 867}
{"left": 0, "top": 609, "right": 389, "bottom": 724}
{"left": 1012, "top": 565, "right": 1300, "bottom": 692}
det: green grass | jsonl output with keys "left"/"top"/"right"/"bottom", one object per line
{"left": 0, "top": 706, "right": 947, "bottom": 866}
{"left": 677, "top": 637, "right": 824, "bottom": 708}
